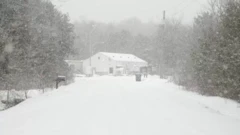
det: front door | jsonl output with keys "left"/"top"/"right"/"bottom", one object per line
{"left": 92, "top": 67, "right": 96, "bottom": 75}
{"left": 109, "top": 67, "right": 114, "bottom": 74}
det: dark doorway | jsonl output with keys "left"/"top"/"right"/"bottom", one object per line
{"left": 109, "top": 67, "right": 114, "bottom": 74}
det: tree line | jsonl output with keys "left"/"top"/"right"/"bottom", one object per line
{"left": 153, "top": 0, "right": 240, "bottom": 101}
{"left": 1, "top": 0, "right": 239, "bottom": 101}
{"left": 189, "top": 0, "right": 240, "bottom": 100}
{"left": 0, "top": 0, "right": 74, "bottom": 91}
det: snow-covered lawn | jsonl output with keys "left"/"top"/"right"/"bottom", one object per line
{"left": 0, "top": 76, "right": 240, "bottom": 135}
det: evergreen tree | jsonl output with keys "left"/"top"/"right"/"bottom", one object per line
{"left": 0, "top": 0, "right": 74, "bottom": 90}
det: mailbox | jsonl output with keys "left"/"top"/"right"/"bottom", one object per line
{"left": 55, "top": 76, "right": 66, "bottom": 89}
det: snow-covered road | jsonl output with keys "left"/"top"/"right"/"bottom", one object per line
{"left": 0, "top": 76, "right": 240, "bottom": 135}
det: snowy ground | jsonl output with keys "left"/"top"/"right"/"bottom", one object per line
{"left": 0, "top": 76, "right": 240, "bottom": 135}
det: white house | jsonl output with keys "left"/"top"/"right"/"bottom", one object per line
{"left": 82, "top": 52, "right": 148, "bottom": 75}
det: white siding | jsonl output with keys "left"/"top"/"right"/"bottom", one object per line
{"left": 82, "top": 53, "right": 117, "bottom": 74}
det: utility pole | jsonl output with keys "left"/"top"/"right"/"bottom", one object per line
{"left": 163, "top": 10, "right": 166, "bottom": 28}
{"left": 163, "top": 10, "right": 166, "bottom": 20}
{"left": 159, "top": 10, "right": 166, "bottom": 78}
{"left": 89, "top": 24, "right": 97, "bottom": 67}
{"left": 89, "top": 33, "right": 92, "bottom": 66}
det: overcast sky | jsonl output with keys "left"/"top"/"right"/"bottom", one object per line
{"left": 51, "top": 0, "right": 209, "bottom": 24}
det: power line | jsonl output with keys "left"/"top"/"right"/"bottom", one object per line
{"left": 172, "top": 0, "right": 196, "bottom": 17}
{"left": 158, "top": 0, "right": 196, "bottom": 21}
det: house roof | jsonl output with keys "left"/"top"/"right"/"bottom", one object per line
{"left": 100, "top": 52, "right": 147, "bottom": 63}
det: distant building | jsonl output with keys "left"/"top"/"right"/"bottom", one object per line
{"left": 82, "top": 52, "right": 148, "bottom": 75}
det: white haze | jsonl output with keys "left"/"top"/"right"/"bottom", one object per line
{"left": 51, "top": 0, "right": 208, "bottom": 24}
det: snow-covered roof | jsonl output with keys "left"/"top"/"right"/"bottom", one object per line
{"left": 65, "top": 60, "right": 83, "bottom": 63}
{"left": 100, "top": 52, "right": 147, "bottom": 63}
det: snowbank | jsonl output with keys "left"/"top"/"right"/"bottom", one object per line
{"left": 0, "top": 88, "right": 54, "bottom": 110}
